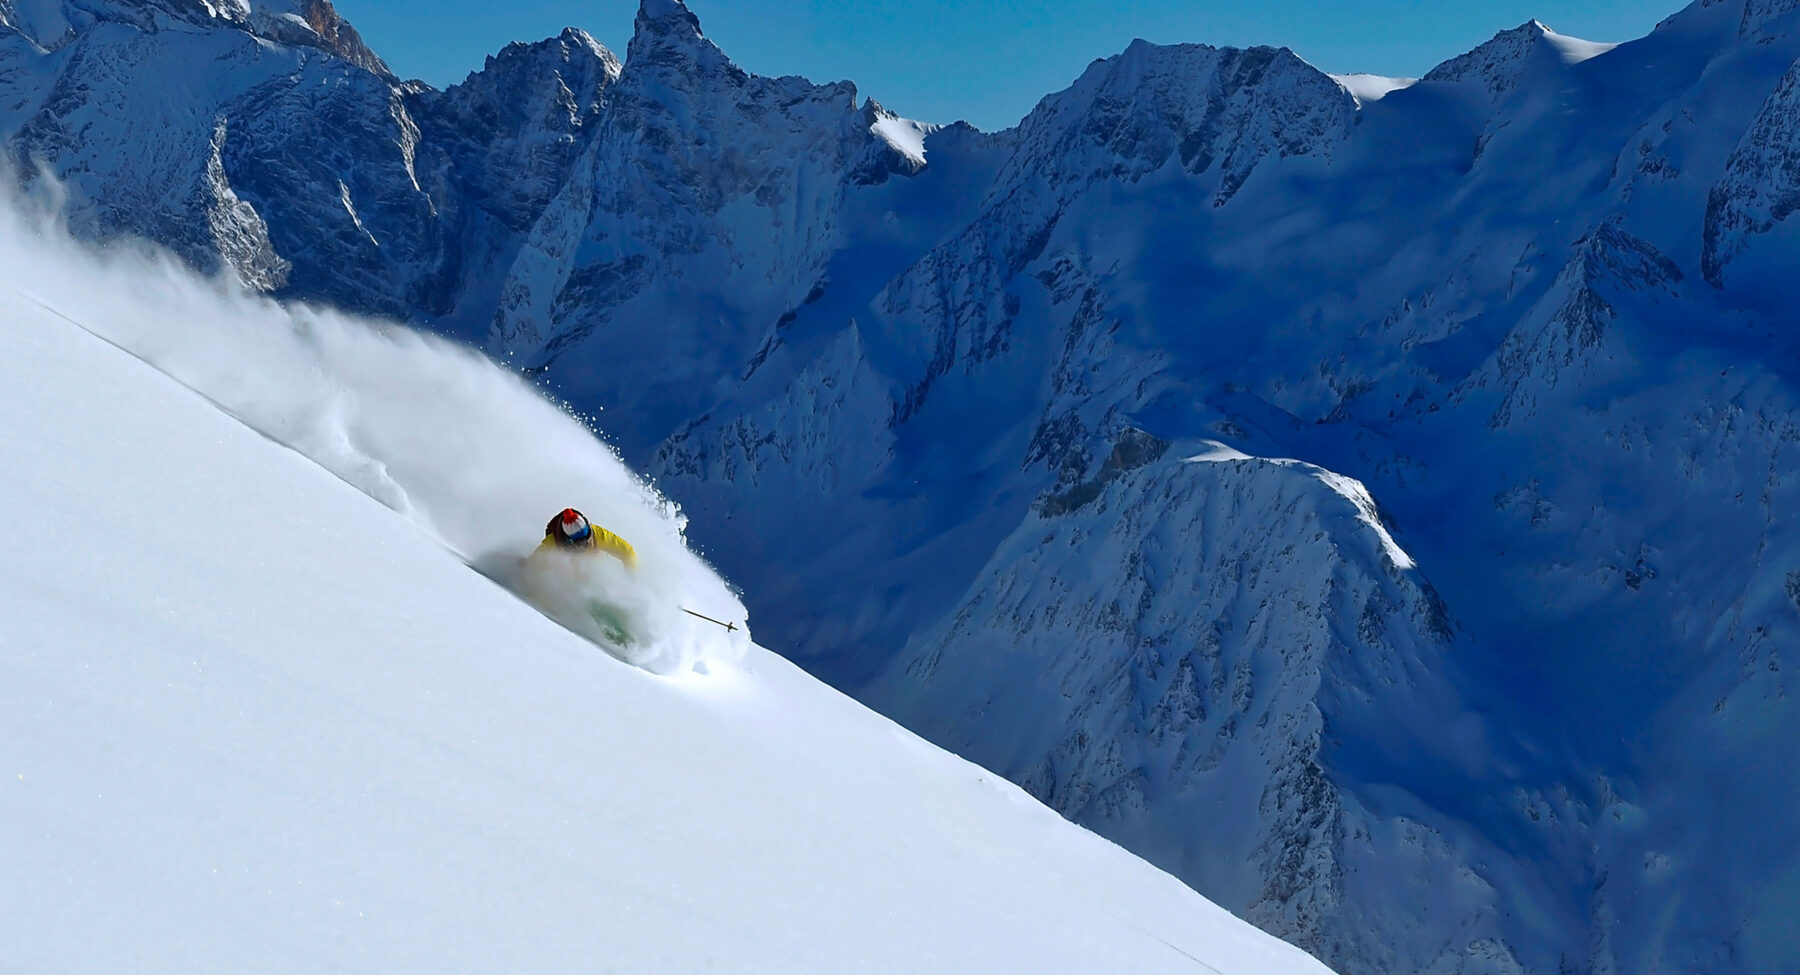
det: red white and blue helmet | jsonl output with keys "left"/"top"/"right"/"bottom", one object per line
{"left": 548, "top": 507, "right": 592, "bottom": 542}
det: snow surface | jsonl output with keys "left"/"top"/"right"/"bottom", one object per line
{"left": 0, "top": 191, "right": 740, "bottom": 675}
{"left": 1538, "top": 25, "right": 1618, "bottom": 64}
{"left": 871, "top": 110, "right": 934, "bottom": 166}
{"left": 0, "top": 198, "right": 1335, "bottom": 974}
{"left": 1326, "top": 73, "right": 1416, "bottom": 104}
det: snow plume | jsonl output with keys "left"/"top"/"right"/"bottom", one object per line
{"left": 0, "top": 186, "right": 747, "bottom": 674}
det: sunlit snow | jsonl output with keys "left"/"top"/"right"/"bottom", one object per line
{"left": 0, "top": 191, "right": 1336, "bottom": 975}
{"left": 871, "top": 112, "right": 934, "bottom": 167}
{"left": 0, "top": 193, "right": 743, "bottom": 674}
{"left": 1328, "top": 72, "right": 1418, "bottom": 104}
{"left": 1537, "top": 23, "right": 1619, "bottom": 64}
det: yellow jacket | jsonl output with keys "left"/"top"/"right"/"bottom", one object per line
{"left": 537, "top": 525, "right": 638, "bottom": 569}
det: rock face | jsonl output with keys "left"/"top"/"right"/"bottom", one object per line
{"left": 864, "top": 441, "right": 1499, "bottom": 971}
{"left": 409, "top": 29, "right": 621, "bottom": 338}
{"left": 1422, "top": 20, "right": 1564, "bottom": 98}
{"left": 0, "top": 0, "right": 616, "bottom": 325}
{"left": 993, "top": 40, "right": 1355, "bottom": 207}
{"left": 485, "top": 0, "right": 921, "bottom": 452}
{"left": 1703, "top": 56, "right": 1800, "bottom": 288}
{"left": 11, "top": 0, "right": 1800, "bottom": 972}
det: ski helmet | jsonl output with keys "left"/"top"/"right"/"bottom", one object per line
{"left": 555, "top": 507, "right": 592, "bottom": 542}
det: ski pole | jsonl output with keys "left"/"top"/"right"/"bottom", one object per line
{"left": 682, "top": 607, "right": 738, "bottom": 632}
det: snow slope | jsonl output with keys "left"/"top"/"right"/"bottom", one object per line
{"left": 0, "top": 191, "right": 740, "bottom": 675}
{"left": 0, "top": 204, "right": 1334, "bottom": 973}
{"left": 1326, "top": 73, "right": 1416, "bottom": 105}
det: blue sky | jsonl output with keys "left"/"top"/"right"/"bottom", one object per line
{"left": 334, "top": 0, "right": 1678, "bottom": 131}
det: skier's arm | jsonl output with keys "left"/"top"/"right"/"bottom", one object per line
{"left": 592, "top": 527, "right": 638, "bottom": 570}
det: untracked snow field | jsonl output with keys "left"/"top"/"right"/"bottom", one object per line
{"left": 0, "top": 208, "right": 1333, "bottom": 973}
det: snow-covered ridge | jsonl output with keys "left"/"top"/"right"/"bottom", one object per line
{"left": 866, "top": 437, "right": 1481, "bottom": 969}
{"left": 1421, "top": 19, "right": 1616, "bottom": 100}
{"left": 0, "top": 0, "right": 388, "bottom": 71}
{"left": 1703, "top": 55, "right": 1800, "bottom": 287}
{"left": 0, "top": 0, "right": 620, "bottom": 336}
{"left": 486, "top": 0, "right": 922, "bottom": 455}
{"left": 1328, "top": 72, "right": 1417, "bottom": 105}
{"left": 996, "top": 39, "right": 1356, "bottom": 206}
{"left": 869, "top": 102, "right": 934, "bottom": 167}
{"left": 1541, "top": 29, "right": 1618, "bottom": 64}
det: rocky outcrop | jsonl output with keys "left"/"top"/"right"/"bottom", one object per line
{"left": 411, "top": 30, "right": 619, "bottom": 235}
{"left": 0, "top": 0, "right": 622, "bottom": 324}
{"left": 1702, "top": 56, "right": 1800, "bottom": 285}
{"left": 866, "top": 442, "right": 1503, "bottom": 970}
{"left": 1477, "top": 225, "right": 1683, "bottom": 427}
{"left": 486, "top": 0, "right": 922, "bottom": 450}
{"left": 995, "top": 40, "right": 1354, "bottom": 208}
{"left": 1422, "top": 21, "right": 1560, "bottom": 99}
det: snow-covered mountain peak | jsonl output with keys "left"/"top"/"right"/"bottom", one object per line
{"left": 446, "top": 27, "right": 621, "bottom": 107}
{"left": 473, "top": 27, "right": 619, "bottom": 80}
{"left": 0, "top": 0, "right": 389, "bottom": 74}
{"left": 1422, "top": 19, "right": 1554, "bottom": 83}
{"left": 558, "top": 25, "right": 615, "bottom": 62}
{"left": 245, "top": 0, "right": 388, "bottom": 76}
{"left": 998, "top": 40, "right": 1354, "bottom": 205}
{"left": 484, "top": 0, "right": 913, "bottom": 452}
{"left": 628, "top": 0, "right": 731, "bottom": 75}
{"left": 1654, "top": 0, "right": 1800, "bottom": 47}
{"left": 411, "top": 23, "right": 619, "bottom": 254}
{"left": 864, "top": 433, "right": 1477, "bottom": 968}
{"left": 864, "top": 98, "right": 934, "bottom": 169}
{"left": 1422, "top": 19, "right": 1613, "bottom": 98}
{"left": 638, "top": 0, "right": 698, "bottom": 24}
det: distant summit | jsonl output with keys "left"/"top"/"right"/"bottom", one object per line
{"left": 1422, "top": 19, "right": 1614, "bottom": 98}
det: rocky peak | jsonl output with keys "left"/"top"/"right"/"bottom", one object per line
{"left": 1482, "top": 225, "right": 1681, "bottom": 428}
{"left": 411, "top": 27, "right": 620, "bottom": 235}
{"left": 484, "top": 0, "right": 885, "bottom": 445}
{"left": 636, "top": 0, "right": 701, "bottom": 35}
{"left": 552, "top": 25, "right": 622, "bottom": 70}
{"left": 0, "top": 0, "right": 389, "bottom": 75}
{"left": 1571, "top": 223, "right": 1685, "bottom": 294}
{"left": 1422, "top": 20, "right": 1559, "bottom": 97}
{"left": 441, "top": 27, "right": 620, "bottom": 114}
{"left": 626, "top": 0, "right": 740, "bottom": 82}
{"left": 1740, "top": 0, "right": 1800, "bottom": 37}
{"left": 247, "top": 0, "right": 390, "bottom": 78}
{"left": 999, "top": 40, "right": 1353, "bottom": 206}
{"left": 1702, "top": 55, "right": 1800, "bottom": 286}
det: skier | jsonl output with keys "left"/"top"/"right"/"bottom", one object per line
{"left": 539, "top": 507, "right": 637, "bottom": 570}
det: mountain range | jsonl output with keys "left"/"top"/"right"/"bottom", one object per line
{"left": 6, "top": 0, "right": 1800, "bottom": 970}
